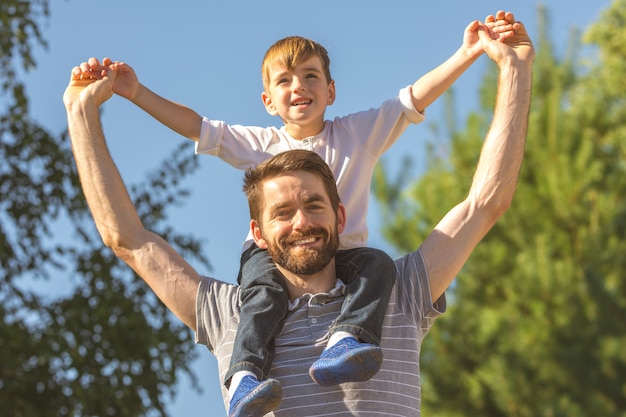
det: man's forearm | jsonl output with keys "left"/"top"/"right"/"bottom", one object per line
{"left": 467, "top": 61, "right": 532, "bottom": 216}
{"left": 66, "top": 93, "right": 201, "bottom": 330}
{"left": 67, "top": 96, "right": 145, "bottom": 250}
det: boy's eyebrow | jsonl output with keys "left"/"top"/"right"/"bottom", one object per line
{"left": 270, "top": 65, "right": 323, "bottom": 81}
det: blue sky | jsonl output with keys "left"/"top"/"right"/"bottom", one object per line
{"left": 25, "top": 0, "right": 610, "bottom": 415}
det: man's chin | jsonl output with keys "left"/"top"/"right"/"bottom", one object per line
{"left": 280, "top": 249, "right": 329, "bottom": 275}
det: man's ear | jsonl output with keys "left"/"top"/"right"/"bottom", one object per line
{"left": 251, "top": 219, "right": 268, "bottom": 249}
{"left": 326, "top": 80, "right": 336, "bottom": 106}
{"left": 262, "top": 91, "right": 278, "bottom": 116}
{"left": 336, "top": 202, "right": 346, "bottom": 235}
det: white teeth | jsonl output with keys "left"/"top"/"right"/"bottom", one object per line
{"left": 293, "top": 99, "right": 311, "bottom": 106}
{"left": 294, "top": 237, "right": 315, "bottom": 245}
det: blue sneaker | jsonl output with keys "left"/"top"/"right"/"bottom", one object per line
{"left": 309, "top": 336, "right": 383, "bottom": 386}
{"left": 228, "top": 375, "right": 282, "bottom": 417}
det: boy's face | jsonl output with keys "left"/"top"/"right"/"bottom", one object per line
{"left": 261, "top": 56, "right": 335, "bottom": 139}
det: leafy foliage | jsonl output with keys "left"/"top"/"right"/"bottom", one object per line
{"left": 374, "top": 3, "right": 626, "bottom": 416}
{"left": 1, "top": 1, "right": 210, "bottom": 415}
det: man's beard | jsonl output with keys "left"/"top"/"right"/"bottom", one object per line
{"left": 266, "top": 226, "right": 339, "bottom": 275}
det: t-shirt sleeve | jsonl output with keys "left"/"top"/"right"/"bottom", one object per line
{"left": 195, "top": 276, "right": 240, "bottom": 352}
{"left": 329, "top": 85, "right": 426, "bottom": 158}
{"left": 194, "top": 118, "right": 277, "bottom": 170}
{"left": 393, "top": 247, "right": 446, "bottom": 333}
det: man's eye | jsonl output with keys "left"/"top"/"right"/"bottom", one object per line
{"left": 275, "top": 210, "right": 290, "bottom": 218}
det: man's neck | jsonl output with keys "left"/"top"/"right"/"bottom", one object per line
{"left": 278, "top": 259, "right": 338, "bottom": 301}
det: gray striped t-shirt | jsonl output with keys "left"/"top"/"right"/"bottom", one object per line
{"left": 196, "top": 248, "right": 446, "bottom": 416}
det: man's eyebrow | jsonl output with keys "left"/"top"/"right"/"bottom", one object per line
{"left": 267, "top": 193, "right": 327, "bottom": 212}
{"left": 303, "top": 193, "right": 327, "bottom": 204}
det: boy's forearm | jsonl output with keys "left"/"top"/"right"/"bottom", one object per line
{"left": 410, "top": 46, "right": 478, "bottom": 113}
{"left": 132, "top": 84, "right": 203, "bottom": 142}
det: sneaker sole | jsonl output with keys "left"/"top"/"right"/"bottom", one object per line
{"left": 229, "top": 379, "right": 283, "bottom": 417}
{"left": 309, "top": 346, "right": 383, "bottom": 386}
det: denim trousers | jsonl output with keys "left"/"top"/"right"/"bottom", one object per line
{"left": 224, "top": 243, "right": 396, "bottom": 385}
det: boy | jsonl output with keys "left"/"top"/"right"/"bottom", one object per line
{"left": 91, "top": 17, "right": 497, "bottom": 417}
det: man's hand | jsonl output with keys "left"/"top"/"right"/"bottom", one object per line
{"left": 63, "top": 59, "right": 116, "bottom": 111}
{"left": 462, "top": 10, "right": 521, "bottom": 61}
{"left": 486, "top": 10, "right": 519, "bottom": 42}
{"left": 479, "top": 11, "right": 535, "bottom": 68}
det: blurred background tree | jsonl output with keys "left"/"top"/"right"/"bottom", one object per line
{"left": 0, "top": 1, "right": 209, "bottom": 415}
{"left": 374, "top": 2, "right": 626, "bottom": 416}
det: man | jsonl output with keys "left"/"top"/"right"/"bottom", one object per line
{"left": 64, "top": 11, "right": 534, "bottom": 417}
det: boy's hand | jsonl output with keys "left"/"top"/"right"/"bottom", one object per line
{"left": 102, "top": 58, "right": 141, "bottom": 101}
{"left": 462, "top": 20, "right": 485, "bottom": 60}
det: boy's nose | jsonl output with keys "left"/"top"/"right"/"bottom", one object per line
{"left": 292, "top": 77, "right": 305, "bottom": 92}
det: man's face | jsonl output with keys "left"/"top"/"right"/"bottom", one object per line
{"left": 252, "top": 170, "right": 344, "bottom": 275}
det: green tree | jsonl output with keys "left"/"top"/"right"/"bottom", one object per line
{"left": 1, "top": 1, "right": 209, "bottom": 415}
{"left": 374, "top": 3, "right": 626, "bottom": 416}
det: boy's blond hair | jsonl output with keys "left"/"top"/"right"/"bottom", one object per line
{"left": 261, "top": 36, "right": 332, "bottom": 90}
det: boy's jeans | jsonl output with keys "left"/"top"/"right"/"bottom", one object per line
{"left": 224, "top": 244, "right": 396, "bottom": 385}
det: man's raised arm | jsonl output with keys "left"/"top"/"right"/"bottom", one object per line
{"left": 421, "top": 12, "right": 535, "bottom": 301}
{"left": 63, "top": 65, "right": 200, "bottom": 329}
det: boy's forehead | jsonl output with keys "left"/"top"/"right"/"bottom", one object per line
{"left": 267, "top": 55, "right": 324, "bottom": 76}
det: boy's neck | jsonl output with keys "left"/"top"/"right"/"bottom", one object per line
{"left": 284, "top": 120, "right": 325, "bottom": 140}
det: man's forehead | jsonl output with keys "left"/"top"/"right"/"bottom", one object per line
{"left": 261, "top": 171, "right": 327, "bottom": 199}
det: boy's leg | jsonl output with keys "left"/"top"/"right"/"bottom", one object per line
{"left": 226, "top": 244, "right": 288, "bottom": 416}
{"left": 331, "top": 247, "right": 396, "bottom": 344}
{"left": 309, "top": 247, "right": 396, "bottom": 386}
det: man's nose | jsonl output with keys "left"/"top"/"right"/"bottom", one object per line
{"left": 292, "top": 209, "right": 311, "bottom": 228}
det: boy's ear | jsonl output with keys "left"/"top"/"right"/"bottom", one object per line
{"left": 326, "top": 80, "right": 336, "bottom": 106}
{"left": 251, "top": 219, "right": 268, "bottom": 249}
{"left": 262, "top": 91, "right": 278, "bottom": 116}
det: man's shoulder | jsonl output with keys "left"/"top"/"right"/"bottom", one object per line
{"left": 196, "top": 276, "right": 241, "bottom": 318}
{"left": 195, "top": 276, "right": 240, "bottom": 349}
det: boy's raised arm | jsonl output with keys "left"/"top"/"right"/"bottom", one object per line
{"left": 64, "top": 64, "right": 201, "bottom": 330}
{"left": 93, "top": 57, "right": 204, "bottom": 142}
{"left": 409, "top": 19, "right": 483, "bottom": 113}
{"left": 409, "top": 11, "right": 518, "bottom": 113}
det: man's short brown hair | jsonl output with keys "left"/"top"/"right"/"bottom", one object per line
{"left": 243, "top": 150, "right": 340, "bottom": 222}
